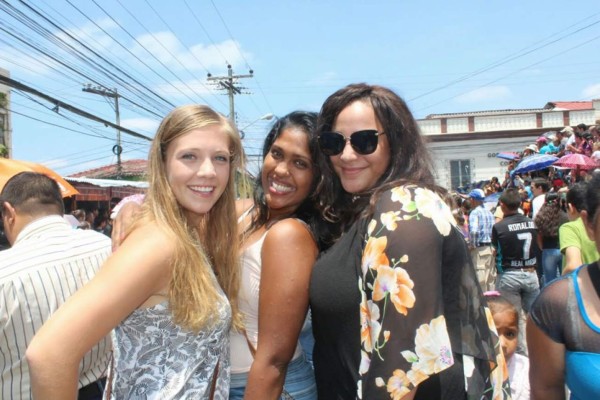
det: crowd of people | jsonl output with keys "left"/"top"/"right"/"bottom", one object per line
{"left": 449, "top": 137, "right": 600, "bottom": 398}
{"left": 1, "top": 83, "right": 599, "bottom": 400}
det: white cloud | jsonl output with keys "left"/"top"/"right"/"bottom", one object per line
{"left": 121, "top": 117, "right": 159, "bottom": 133}
{"left": 188, "top": 39, "right": 249, "bottom": 71}
{"left": 582, "top": 83, "right": 600, "bottom": 99}
{"left": 133, "top": 31, "right": 182, "bottom": 65}
{"left": 132, "top": 32, "right": 250, "bottom": 73}
{"left": 454, "top": 86, "right": 511, "bottom": 103}
{"left": 58, "top": 17, "right": 119, "bottom": 51}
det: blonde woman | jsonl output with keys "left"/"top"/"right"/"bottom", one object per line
{"left": 26, "top": 105, "right": 243, "bottom": 399}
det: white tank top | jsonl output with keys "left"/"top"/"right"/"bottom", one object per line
{"left": 230, "top": 216, "right": 305, "bottom": 374}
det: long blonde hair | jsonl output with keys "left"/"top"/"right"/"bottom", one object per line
{"left": 141, "top": 104, "right": 243, "bottom": 331}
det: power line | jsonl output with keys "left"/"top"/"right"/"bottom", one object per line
{"left": 142, "top": 0, "right": 212, "bottom": 75}
{"left": 415, "top": 32, "right": 600, "bottom": 113}
{"left": 98, "top": 0, "right": 216, "bottom": 106}
{"left": 0, "top": 1, "right": 168, "bottom": 118}
{"left": 209, "top": 0, "right": 252, "bottom": 71}
{"left": 410, "top": 14, "right": 600, "bottom": 103}
{"left": 207, "top": 65, "right": 253, "bottom": 121}
{"left": 182, "top": 0, "right": 229, "bottom": 66}
{"left": 0, "top": 74, "right": 152, "bottom": 141}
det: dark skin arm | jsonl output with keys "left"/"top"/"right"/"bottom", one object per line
{"left": 243, "top": 219, "right": 317, "bottom": 400}
{"left": 527, "top": 316, "right": 566, "bottom": 400}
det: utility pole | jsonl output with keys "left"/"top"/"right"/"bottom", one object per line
{"left": 82, "top": 84, "right": 122, "bottom": 177}
{"left": 207, "top": 65, "right": 253, "bottom": 123}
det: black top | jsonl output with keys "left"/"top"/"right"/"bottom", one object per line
{"left": 309, "top": 222, "right": 362, "bottom": 399}
{"left": 530, "top": 262, "right": 600, "bottom": 352}
{"left": 492, "top": 213, "right": 539, "bottom": 271}
{"left": 310, "top": 185, "right": 510, "bottom": 400}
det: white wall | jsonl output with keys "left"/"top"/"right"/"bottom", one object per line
{"left": 428, "top": 136, "right": 537, "bottom": 190}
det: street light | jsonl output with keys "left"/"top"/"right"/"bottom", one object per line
{"left": 239, "top": 113, "right": 274, "bottom": 139}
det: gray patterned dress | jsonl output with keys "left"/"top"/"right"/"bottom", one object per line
{"left": 104, "top": 292, "right": 231, "bottom": 399}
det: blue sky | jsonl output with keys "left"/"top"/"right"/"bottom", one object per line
{"left": 2, "top": 0, "right": 599, "bottom": 176}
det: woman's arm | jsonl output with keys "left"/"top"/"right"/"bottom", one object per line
{"left": 527, "top": 316, "right": 566, "bottom": 400}
{"left": 243, "top": 219, "right": 318, "bottom": 400}
{"left": 27, "top": 223, "right": 174, "bottom": 399}
{"left": 562, "top": 246, "right": 583, "bottom": 275}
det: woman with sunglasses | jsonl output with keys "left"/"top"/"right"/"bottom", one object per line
{"left": 309, "top": 83, "right": 510, "bottom": 399}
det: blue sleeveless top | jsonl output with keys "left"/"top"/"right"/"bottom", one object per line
{"left": 566, "top": 266, "right": 600, "bottom": 400}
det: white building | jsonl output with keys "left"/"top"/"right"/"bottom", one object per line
{"left": 417, "top": 100, "right": 600, "bottom": 190}
{"left": 0, "top": 67, "right": 11, "bottom": 158}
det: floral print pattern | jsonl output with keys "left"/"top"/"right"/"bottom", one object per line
{"left": 357, "top": 185, "right": 510, "bottom": 399}
{"left": 106, "top": 294, "right": 231, "bottom": 400}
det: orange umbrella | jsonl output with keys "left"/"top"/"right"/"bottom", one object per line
{"left": 0, "top": 158, "right": 79, "bottom": 197}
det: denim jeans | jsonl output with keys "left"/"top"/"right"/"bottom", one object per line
{"left": 229, "top": 353, "right": 317, "bottom": 400}
{"left": 299, "top": 313, "right": 314, "bottom": 366}
{"left": 542, "top": 248, "right": 562, "bottom": 287}
{"left": 496, "top": 269, "right": 540, "bottom": 355}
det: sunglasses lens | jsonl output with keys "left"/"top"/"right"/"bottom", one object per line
{"left": 319, "top": 132, "right": 345, "bottom": 156}
{"left": 351, "top": 130, "right": 379, "bottom": 155}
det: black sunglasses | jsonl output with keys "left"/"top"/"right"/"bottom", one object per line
{"left": 318, "top": 130, "right": 385, "bottom": 156}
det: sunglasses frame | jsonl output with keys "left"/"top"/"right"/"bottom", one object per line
{"left": 318, "top": 129, "right": 385, "bottom": 156}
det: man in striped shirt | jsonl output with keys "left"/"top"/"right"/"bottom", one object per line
{"left": 0, "top": 172, "right": 112, "bottom": 400}
{"left": 468, "top": 188, "right": 496, "bottom": 292}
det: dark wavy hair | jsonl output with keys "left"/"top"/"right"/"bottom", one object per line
{"left": 566, "top": 182, "right": 589, "bottom": 213}
{"left": 534, "top": 192, "right": 568, "bottom": 237}
{"left": 585, "top": 172, "right": 600, "bottom": 223}
{"left": 314, "top": 83, "right": 439, "bottom": 235}
{"left": 246, "top": 111, "right": 326, "bottom": 246}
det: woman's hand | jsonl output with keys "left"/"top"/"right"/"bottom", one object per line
{"left": 112, "top": 201, "right": 142, "bottom": 251}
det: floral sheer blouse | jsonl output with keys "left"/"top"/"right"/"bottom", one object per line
{"left": 357, "top": 185, "right": 510, "bottom": 399}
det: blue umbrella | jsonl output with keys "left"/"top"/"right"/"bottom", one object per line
{"left": 511, "top": 153, "right": 558, "bottom": 176}
{"left": 496, "top": 151, "right": 520, "bottom": 161}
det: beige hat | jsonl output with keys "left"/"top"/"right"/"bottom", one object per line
{"left": 560, "top": 126, "right": 574, "bottom": 134}
{"left": 524, "top": 144, "right": 539, "bottom": 153}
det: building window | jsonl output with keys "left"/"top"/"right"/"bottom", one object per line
{"left": 450, "top": 159, "right": 471, "bottom": 190}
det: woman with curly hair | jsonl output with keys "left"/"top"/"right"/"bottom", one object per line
{"left": 534, "top": 192, "right": 569, "bottom": 286}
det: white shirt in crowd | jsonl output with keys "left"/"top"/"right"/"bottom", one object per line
{"left": 0, "top": 215, "right": 112, "bottom": 399}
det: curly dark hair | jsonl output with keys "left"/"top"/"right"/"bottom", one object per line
{"left": 246, "top": 111, "right": 331, "bottom": 249}
{"left": 534, "top": 192, "right": 568, "bottom": 237}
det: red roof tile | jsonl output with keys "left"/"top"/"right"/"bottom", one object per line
{"left": 544, "top": 101, "right": 593, "bottom": 110}
{"left": 68, "top": 159, "right": 147, "bottom": 179}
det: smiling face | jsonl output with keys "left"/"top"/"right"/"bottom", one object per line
{"left": 164, "top": 126, "right": 231, "bottom": 224}
{"left": 330, "top": 100, "right": 391, "bottom": 194}
{"left": 261, "top": 127, "right": 314, "bottom": 218}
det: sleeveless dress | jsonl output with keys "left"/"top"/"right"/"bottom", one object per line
{"left": 565, "top": 265, "right": 600, "bottom": 400}
{"left": 105, "top": 290, "right": 232, "bottom": 399}
{"left": 530, "top": 262, "right": 600, "bottom": 400}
